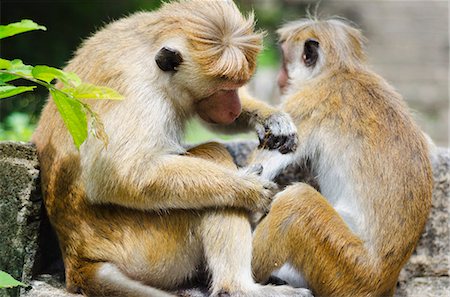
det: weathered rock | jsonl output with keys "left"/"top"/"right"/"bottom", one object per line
{"left": 223, "top": 140, "right": 258, "bottom": 167}
{"left": 396, "top": 277, "right": 450, "bottom": 297}
{"left": 395, "top": 147, "right": 450, "bottom": 296}
{"left": 0, "top": 142, "right": 41, "bottom": 297}
{"left": 20, "top": 275, "right": 76, "bottom": 297}
{"left": 403, "top": 147, "right": 449, "bottom": 277}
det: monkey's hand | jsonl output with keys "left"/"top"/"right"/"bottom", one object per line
{"left": 256, "top": 112, "right": 298, "bottom": 154}
{"left": 238, "top": 164, "right": 278, "bottom": 212}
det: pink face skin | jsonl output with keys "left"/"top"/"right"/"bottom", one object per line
{"left": 196, "top": 87, "right": 242, "bottom": 125}
{"left": 277, "top": 43, "right": 289, "bottom": 94}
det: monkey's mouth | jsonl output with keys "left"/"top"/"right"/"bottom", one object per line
{"left": 201, "top": 115, "right": 218, "bottom": 125}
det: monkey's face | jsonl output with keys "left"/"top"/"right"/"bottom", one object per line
{"left": 277, "top": 19, "right": 367, "bottom": 95}
{"left": 277, "top": 38, "right": 322, "bottom": 94}
{"left": 152, "top": 0, "right": 261, "bottom": 125}
{"left": 154, "top": 45, "right": 246, "bottom": 125}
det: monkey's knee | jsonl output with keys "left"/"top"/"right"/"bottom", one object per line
{"left": 187, "top": 142, "right": 236, "bottom": 169}
{"left": 270, "top": 182, "right": 319, "bottom": 212}
{"left": 254, "top": 183, "right": 323, "bottom": 252}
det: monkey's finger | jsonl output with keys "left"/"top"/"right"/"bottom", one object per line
{"left": 265, "top": 134, "right": 285, "bottom": 150}
{"left": 278, "top": 134, "right": 298, "bottom": 154}
{"left": 275, "top": 135, "right": 288, "bottom": 150}
{"left": 245, "top": 163, "right": 264, "bottom": 176}
{"left": 256, "top": 124, "right": 267, "bottom": 148}
{"left": 263, "top": 180, "right": 278, "bottom": 192}
{"left": 264, "top": 135, "right": 276, "bottom": 149}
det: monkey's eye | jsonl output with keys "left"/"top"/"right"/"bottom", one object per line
{"left": 155, "top": 47, "right": 183, "bottom": 72}
{"left": 302, "top": 39, "right": 319, "bottom": 67}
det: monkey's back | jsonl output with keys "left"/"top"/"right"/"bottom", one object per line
{"left": 285, "top": 68, "right": 433, "bottom": 271}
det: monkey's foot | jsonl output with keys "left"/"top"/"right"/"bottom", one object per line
{"left": 214, "top": 284, "right": 313, "bottom": 297}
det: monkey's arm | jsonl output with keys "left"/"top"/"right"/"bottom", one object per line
{"left": 84, "top": 152, "right": 274, "bottom": 212}
{"left": 205, "top": 88, "right": 298, "bottom": 154}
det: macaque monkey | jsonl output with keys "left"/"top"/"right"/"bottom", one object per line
{"left": 251, "top": 18, "right": 433, "bottom": 297}
{"left": 32, "top": 1, "right": 311, "bottom": 297}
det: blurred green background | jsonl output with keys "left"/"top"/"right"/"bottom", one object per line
{"left": 1, "top": 1, "right": 448, "bottom": 145}
{"left": 0, "top": 0, "right": 307, "bottom": 144}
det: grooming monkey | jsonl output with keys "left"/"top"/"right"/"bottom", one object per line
{"left": 32, "top": 1, "right": 312, "bottom": 297}
{"left": 250, "top": 19, "right": 433, "bottom": 297}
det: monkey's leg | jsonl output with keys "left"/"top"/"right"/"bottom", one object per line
{"left": 199, "top": 209, "right": 312, "bottom": 297}
{"left": 199, "top": 208, "right": 254, "bottom": 295}
{"left": 66, "top": 261, "right": 175, "bottom": 297}
{"left": 189, "top": 143, "right": 311, "bottom": 297}
{"left": 252, "top": 183, "right": 394, "bottom": 297}
{"left": 189, "top": 143, "right": 255, "bottom": 295}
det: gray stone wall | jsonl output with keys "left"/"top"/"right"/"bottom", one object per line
{"left": 0, "top": 143, "right": 41, "bottom": 297}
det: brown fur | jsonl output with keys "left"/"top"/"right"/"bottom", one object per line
{"left": 251, "top": 18, "right": 433, "bottom": 297}
{"left": 32, "top": 2, "right": 308, "bottom": 296}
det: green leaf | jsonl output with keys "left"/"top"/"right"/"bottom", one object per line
{"left": 0, "top": 271, "right": 26, "bottom": 289}
{"left": 0, "top": 58, "right": 32, "bottom": 73}
{"left": 32, "top": 65, "right": 81, "bottom": 87}
{"left": 0, "top": 59, "right": 33, "bottom": 82}
{"left": 50, "top": 90, "right": 88, "bottom": 149}
{"left": 0, "top": 59, "right": 18, "bottom": 82}
{"left": 0, "top": 73, "right": 20, "bottom": 83}
{"left": 62, "top": 83, "right": 123, "bottom": 100}
{"left": 0, "top": 19, "right": 46, "bottom": 39}
{"left": 9, "top": 59, "right": 33, "bottom": 76}
{"left": 0, "top": 85, "right": 35, "bottom": 99}
{"left": 0, "top": 58, "right": 12, "bottom": 69}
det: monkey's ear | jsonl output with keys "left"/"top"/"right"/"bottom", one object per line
{"left": 302, "top": 39, "right": 319, "bottom": 67}
{"left": 155, "top": 47, "right": 183, "bottom": 72}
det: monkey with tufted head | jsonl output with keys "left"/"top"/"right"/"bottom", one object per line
{"left": 251, "top": 18, "right": 433, "bottom": 297}
{"left": 32, "top": 1, "right": 308, "bottom": 296}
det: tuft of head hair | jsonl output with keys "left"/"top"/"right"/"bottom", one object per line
{"left": 161, "top": 0, "right": 263, "bottom": 82}
{"left": 278, "top": 17, "right": 367, "bottom": 70}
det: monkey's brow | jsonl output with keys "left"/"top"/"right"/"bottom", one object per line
{"left": 218, "top": 76, "right": 246, "bottom": 86}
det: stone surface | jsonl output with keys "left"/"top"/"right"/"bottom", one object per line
{"left": 394, "top": 147, "right": 450, "bottom": 296}
{"left": 396, "top": 277, "right": 450, "bottom": 297}
{"left": 224, "top": 140, "right": 258, "bottom": 168}
{"left": 399, "top": 147, "right": 450, "bottom": 280}
{"left": 20, "top": 275, "right": 76, "bottom": 297}
{"left": 0, "top": 142, "right": 41, "bottom": 297}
